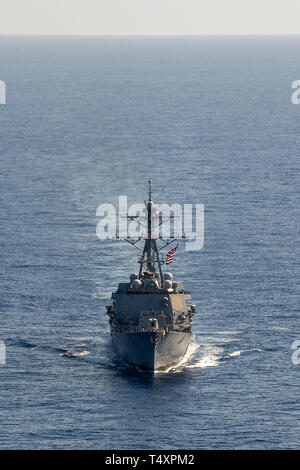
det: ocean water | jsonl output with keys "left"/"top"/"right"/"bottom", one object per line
{"left": 0, "top": 36, "right": 299, "bottom": 449}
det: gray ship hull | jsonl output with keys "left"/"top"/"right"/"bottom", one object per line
{"left": 112, "top": 330, "right": 191, "bottom": 371}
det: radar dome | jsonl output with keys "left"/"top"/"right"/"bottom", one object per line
{"left": 163, "top": 272, "right": 173, "bottom": 281}
{"left": 164, "top": 280, "right": 173, "bottom": 290}
{"left": 132, "top": 279, "right": 142, "bottom": 289}
{"left": 130, "top": 273, "right": 138, "bottom": 283}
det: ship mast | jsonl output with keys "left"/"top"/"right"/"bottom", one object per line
{"left": 137, "top": 180, "right": 164, "bottom": 283}
{"left": 124, "top": 180, "right": 179, "bottom": 287}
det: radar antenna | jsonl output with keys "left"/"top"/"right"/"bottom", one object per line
{"left": 120, "top": 182, "right": 181, "bottom": 286}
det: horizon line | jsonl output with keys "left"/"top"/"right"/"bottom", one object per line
{"left": 1, "top": 33, "right": 300, "bottom": 37}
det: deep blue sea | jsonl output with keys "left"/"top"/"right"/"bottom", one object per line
{"left": 0, "top": 36, "right": 300, "bottom": 449}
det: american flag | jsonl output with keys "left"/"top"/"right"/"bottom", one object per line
{"left": 165, "top": 244, "right": 178, "bottom": 265}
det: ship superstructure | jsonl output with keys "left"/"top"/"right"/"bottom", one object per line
{"left": 106, "top": 182, "right": 196, "bottom": 371}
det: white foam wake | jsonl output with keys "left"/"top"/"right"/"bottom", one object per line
{"left": 161, "top": 344, "right": 262, "bottom": 373}
{"left": 223, "top": 348, "right": 262, "bottom": 359}
{"left": 60, "top": 350, "right": 90, "bottom": 357}
{"left": 186, "top": 344, "right": 223, "bottom": 369}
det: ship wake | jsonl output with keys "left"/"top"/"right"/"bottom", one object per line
{"left": 156, "top": 337, "right": 262, "bottom": 373}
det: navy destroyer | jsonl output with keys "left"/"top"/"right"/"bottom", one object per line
{"left": 106, "top": 182, "right": 196, "bottom": 371}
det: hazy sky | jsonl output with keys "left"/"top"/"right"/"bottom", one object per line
{"left": 0, "top": 0, "right": 299, "bottom": 35}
